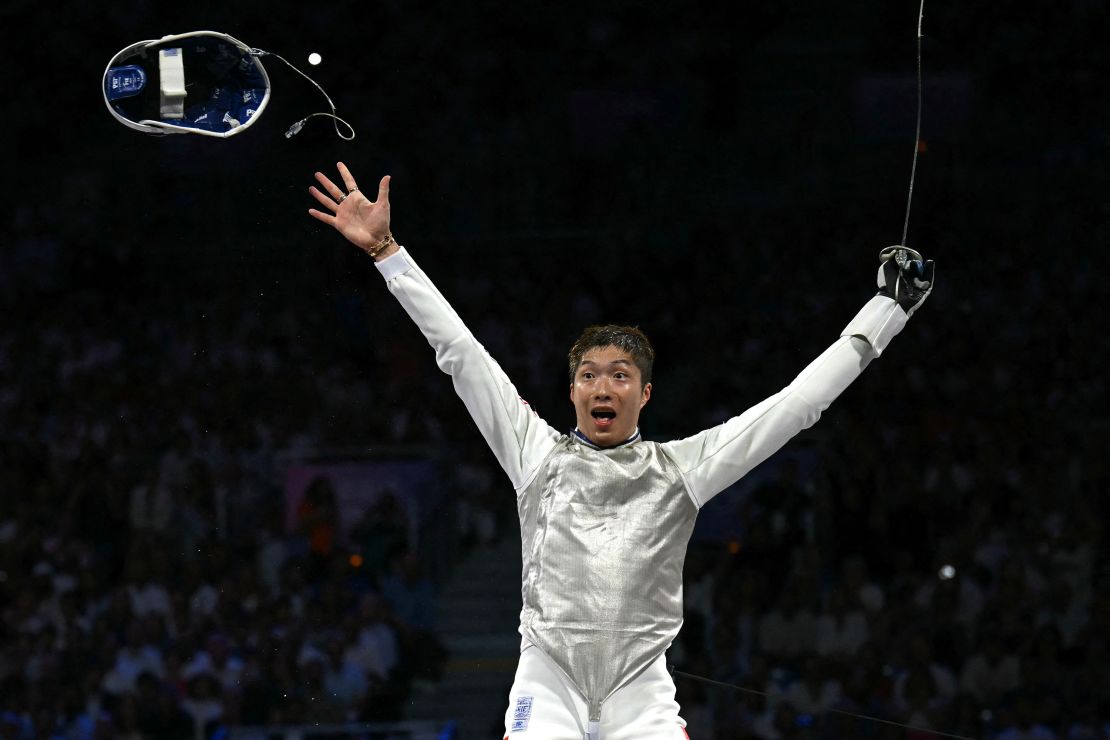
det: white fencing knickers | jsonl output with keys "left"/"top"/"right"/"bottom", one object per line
{"left": 502, "top": 645, "right": 690, "bottom": 740}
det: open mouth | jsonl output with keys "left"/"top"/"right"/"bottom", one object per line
{"left": 591, "top": 408, "right": 617, "bottom": 428}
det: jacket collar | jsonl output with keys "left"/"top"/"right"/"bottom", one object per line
{"left": 571, "top": 427, "right": 641, "bottom": 450}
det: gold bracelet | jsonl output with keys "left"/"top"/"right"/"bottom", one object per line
{"left": 366, "top": 233, "right": 395, "bottom": 259}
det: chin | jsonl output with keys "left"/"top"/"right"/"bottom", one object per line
{"left": 590, "top": 427, "right": 629, "bottom": 444}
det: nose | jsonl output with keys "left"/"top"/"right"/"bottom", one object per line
{"left": 593, "top": 377, "right": 612, "bottom": 399}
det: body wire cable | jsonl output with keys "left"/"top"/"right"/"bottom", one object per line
{"left": 668, "top": 6, "right": 971, "bottom": 739}
{"left": 250, "top": 48, "right": 356, "bottom": 141}
{"left": 669, "top": 668, "right": 976, "bottom": 740}
{"left": 901, "top": 0, "right": 926, "bottom": 247}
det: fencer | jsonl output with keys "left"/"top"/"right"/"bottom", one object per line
{"left": 307, "top": 163, "right": 934, "bottom": 740}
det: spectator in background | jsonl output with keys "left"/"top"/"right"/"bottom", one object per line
{"left": 815, "top": 586, "right": 869, "bottom": 659}
{"left": 129, "top": 468, "right": 173, "bottom": 535}
{"left": 913, "top": 566, "right": 985, "bottom": 632}
{"left": 840, "top": 555, "right": 884, "bottom": 615}
{"left": 102, "top": 621, "right": 164, "bottom": 698}
{"left": 924, "top": 574, "right": 973, "bottom": 672}
{"left": 157, "top": 430, "right": 193, "bottom": 494}
{"left": 298, "top": 653, "right": 345, "bottom": 722}
{"left": 380, "top": 550, "right": 446, "bottom": 688}
{"left": 351, "top": 491, "right": 409, "bottom": 585}
{"left": 113, "top": 694, "right": 145, "bottom": 740}
{"left": 177, "top": 462, "right": 219, "bottom": 556}
{"left": 1020, "top": 626, "right": 1067, "bottom": 715}
{"left": 757, "top": 582, "right": 818, "bottom": 662}
{"left": 297, "top": 476, "right": 340, "bottom": 579}
{"left": 180, "top": 672, "right": 223, "bottom": 740}
{"left": 345, "top": 592, "right": 400, "bottom": 682}
{"left": 960, "top": 628, "right": 1021, "bottom": 707}
{"left": 255, "top": 503, "right": 293, "bottom": 598}
{"left": 993, "top": 688, "right": 1058, "bottom": 740}
{"left": 125, "top": 552, "right": 173, "bottom": 626}
{"left": 380, "top": 551, "right": 437, "bottom": 635}
{"left": 1035, "top": 578, "right": 1088, "bottom": 651}
{"left": 728, "top": 653, "right": 784, "bottom": 739}
{"left": 828, "top": 642, "right": 895, "bottom": 735}
{"left": 892, "top": 634, "right": 957, "bottom": 710}
{"left": 729, "top": 570, "right": 768, "bottom": 680}
{"left": 782, "top": 656, "right": 842, "bottom": 718}
{"left": 134, "top": 670, "right": 192, "bottom": 739}
{"left": 140, "top": 686, "right": 194, "bottom": 739}
{"left": 897, "top": 667, "right": 945, "bottom": 735}
{"left": 453, "top": 444, "right": 500, "bottom": 549}
{"left": 182, "top": 634, "right": 243, "bottom": 695}
{"left": 182, "top": 560, "right": 219, "bottom": 628}
{"left": 322, "top": 635, "right": 368, "bottom": 718}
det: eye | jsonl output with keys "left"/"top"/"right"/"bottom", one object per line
{"left": 614, "top": 372, "right": 627, "bottom": 380}
{"left": 582, "top": 372, "right": 595, "bottom": 380}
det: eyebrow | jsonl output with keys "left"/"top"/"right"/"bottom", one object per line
{"left": 578, "top": 359, "right": 634, "bottom": 368}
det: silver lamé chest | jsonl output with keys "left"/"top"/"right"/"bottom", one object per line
{"left": 516, "top": 435, "right": 699, "bottom": 721}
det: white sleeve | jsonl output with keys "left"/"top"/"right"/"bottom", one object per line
{"left": 375, "top": 247, "right": 561, "bottom": 490}
{"left": 662, "top": 295, "right": 907, "bottom": 507}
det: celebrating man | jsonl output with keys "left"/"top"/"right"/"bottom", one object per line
{"left": 308, "top": 163, "right": 933, "bottom": 740}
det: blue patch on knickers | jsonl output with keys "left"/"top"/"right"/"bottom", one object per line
{"left": 511, "top": 696, "right": 533, "bottom": 733}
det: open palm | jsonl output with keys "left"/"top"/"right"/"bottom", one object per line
{"left": 308, "top": 162, "right": 391, "bottom": 253}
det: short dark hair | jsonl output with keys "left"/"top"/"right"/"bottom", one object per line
{"left": 568, "top": 325, "right": 654, "bottom": 386}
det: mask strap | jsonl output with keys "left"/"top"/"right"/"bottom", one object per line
{"left": 249, "top": 48, "right": 356, "bottom": 140}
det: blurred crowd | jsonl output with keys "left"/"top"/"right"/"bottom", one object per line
{"left": 4, "top": 188, "right": 1106, "bottom": 739}
{"left": 0, "top": 274, "right": 451, "bottom": 735}
{"left": 5, "top": 0, "right": 1109, "bottom": 738}
{"left": 671, "top": 433, "right": 1107, "bottom": 738}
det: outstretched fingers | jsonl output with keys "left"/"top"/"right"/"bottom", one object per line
{"left": 308, "top": 166, "right": 390, "bottom": 241}
{"left": 314, "top": 171, "right": 346, "bottom": 202}
{"left": 309, "top": 185, "right": 341, "bottom": 212}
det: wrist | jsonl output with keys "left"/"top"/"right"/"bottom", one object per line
{"left": 364, "top": 233, "right": 398, "bottom": 261}
{"left": 374, "top": 242, "right": 400, "bottom": 261}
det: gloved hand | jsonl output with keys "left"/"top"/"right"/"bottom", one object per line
{"left": 877, "top": 246, "right": 934, "bottom": 317}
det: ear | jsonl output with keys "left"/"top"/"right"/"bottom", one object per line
{"left": 640, "top": 382, "right": 652, "bottom": 409}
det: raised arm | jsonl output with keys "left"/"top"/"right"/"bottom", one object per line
{"left": 309, "top": 164, "right": 561, "bottom": 490}
{"left": 662, "top": 247, "right": 935, "bottom": 507}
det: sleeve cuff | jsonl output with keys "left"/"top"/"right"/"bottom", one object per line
{"left": 374, "top": 246, "right": 414, "bottom": 281}
{"left": 840, "top": 295, "right": 908, "bottom": 356}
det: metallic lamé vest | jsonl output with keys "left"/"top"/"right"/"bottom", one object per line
{"left": 517, "top": 435, "right": 699, "bottom": 721}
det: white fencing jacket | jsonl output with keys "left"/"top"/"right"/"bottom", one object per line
{"left": 375, "top": 247, "right": 907, "bottom": 723}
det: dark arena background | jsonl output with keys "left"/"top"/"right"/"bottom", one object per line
{"left": 3, "top": 1, "right": 1108, "bottom": 738}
